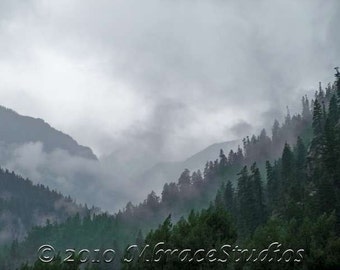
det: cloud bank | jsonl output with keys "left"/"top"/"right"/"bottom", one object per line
{"left": 0, "top": 142, "right": 130, "bottom": 212}
{"left": 0, "top": 0, "right": 339, "bottom": 210}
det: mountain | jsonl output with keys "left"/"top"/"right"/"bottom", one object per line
{"left": 180, "top": 140, "right": 241, "bottom": 169}
{"left": 132, "top": 140, "right": 240, "bottom": 197}
{"left": 0, "top": 106, "right": 115, "bottom": 211}
{"left": 0, "top": 106, "right": 97, "bottom": 160}
{"left": 0, "top": 168, "right": 90, "bottom": 245}
{"left": 7, "top": 73, "right": 340, "bottom": 270}
{"left": 9, "top": 84, "right": 316, "bottom": 270}
{"left": 132, "top": 79, "right": 340, "bottom": 270}
{"left": 100, "top": 140, "right": 240, "bottom": 204}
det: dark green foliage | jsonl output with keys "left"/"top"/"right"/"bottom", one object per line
{"left": 266, "top": 160, "right": 279, "bottom": 212}
{"left": 224, "top": 180, "right": 234, "bottom": 214}
{"left": 302, "top": 95, "right": 312, "bottom": 122}
{"left": 248, "top": 212, "right": 340, "bottom": 270}
{"left": 0, "top": 168, "right": 88, "bottom": 245}
{"left": 123, "top": 205, "right": 237, "bottom": 270}
{"left": 19, "top": 255, "right": 82, "bottom": 270}
{"left": 312, "top": 99, "right": 323, "bottom": 137}
{"left": 8, "top": 72, "right": 340, "bottom": 269}
{"left": 236, "top": 164, "right": 266, "bottom": 237}
{"left": 250, "top": 163, "right": 266, "bottom": 228}
{"left": 129, "top": 73, "right": 340, "bottom": 269}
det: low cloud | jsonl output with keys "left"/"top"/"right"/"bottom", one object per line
{"left": 0, "top": 0, "right": 339, "bottom": 213}
{"left": 0, "top": 0, "right": 338, "bottom": 163}
{"left": 0, "top": 142, "right": 140, "bottom": 212}
{"left": 230, "top": 121, "right": 253, "bottom": 138}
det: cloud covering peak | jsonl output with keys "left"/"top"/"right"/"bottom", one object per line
{"left": 0, "top": 0, "right": 339, "bottom": 210}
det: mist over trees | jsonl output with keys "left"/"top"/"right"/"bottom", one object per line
{"left": 0, "top": 71, "right": 338, "bottom": 269}
{"left": 0, "top": 168, "right": 90, "bottom": 243}
{"left": 123, "top": 71, "right": 340, "bottom": 269}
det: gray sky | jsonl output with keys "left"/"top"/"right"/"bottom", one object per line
{"left": 0, "top": 0, "right": 339, "bottom": 162}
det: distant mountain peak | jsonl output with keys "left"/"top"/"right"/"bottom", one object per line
{"left": 0, "top": 105, "right": 97, "bottom": 160}
{"left": 184, "top": 140, "right": 240, "bottom": 164}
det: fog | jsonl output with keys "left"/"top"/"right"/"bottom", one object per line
{"left": 0, "top": 0, "right": 339, "bottom": 211}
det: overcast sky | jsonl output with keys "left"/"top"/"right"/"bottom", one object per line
{"left": 0, "top": 0, "right": 339, "bottom": 162}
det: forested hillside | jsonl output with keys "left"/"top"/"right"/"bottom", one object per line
{"left": 4, "top": 72, "right": 340, "bottom": 269}
{"left": 0, "top": 168, "right": 93, "bottom": 269}
{"left": 126, "top": 73, "right": 340, "bottom": 269}
{"left": 0, "top": 168, "right": 90, "bottom": 242}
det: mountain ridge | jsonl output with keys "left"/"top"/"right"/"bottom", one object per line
{"left": 131, "top": 140, "right": 240, "bottom": 199}
{"left": 0, "top": 106, "right": 97, "bottom": 160}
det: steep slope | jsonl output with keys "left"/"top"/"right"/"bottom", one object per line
{"left": 8, "top": 94, "right": 315, "bottom": 270}
{"left": 137, "top": 77, "right": 340, "bottom": 270}
{"left": 0, "top": 106, "right": 97, "bottom": 160}
{"left": 6, "top": 77, "right": 327, "bottom": 270}
{"left": 182, "top": 140, "right": 241, "bottom": 169}
{"left": 0, "top": 168, "right": 90, "bottom": 244}
{"left": 0, "top": 106, "right": 111, "bottom": 211}
{"left": 133, "top": 140, "right": 240, "bottom": 195}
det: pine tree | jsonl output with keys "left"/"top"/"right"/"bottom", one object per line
{"left": 214, "top": 184, "right": 225, "bottom": 208}
{"left": 178, "top": 169, "right": 191, "bottom": 194}
{"left": 219, "top": 149, "right": 228, "bottom": 168}
{"left": 266, "top": 160, "right": 275, "bottom": 210}
{"left": 224, "top": 180, "right": 234, "bottom": 215}
{"left": 281, "top": 143, "right": 295, "bottom": 185}
{"left": 335, "top": 67, "right": 340, "bottom": 103}
{"left": 328, "top": 94, "right": 338, "bottom": 126}
{"left": 293, "top": 137, "right": 307, "bottom": 202}
{"left": 236, "top": 166, "right": 249, "bottom": 236}
{"left": 161, "top": 183, "right": 179, "bottom": 207}
{"left": 250, "top": 163, "right": 266, "bottom": 229}
{"left": 312, "top": 99, "right": 323, "bottom": 137}
{"left": 146, "top": 191, "right": 160, "bottom": 212}
{"left": 302, "top": 95, "right": 312, "bottom": 121}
